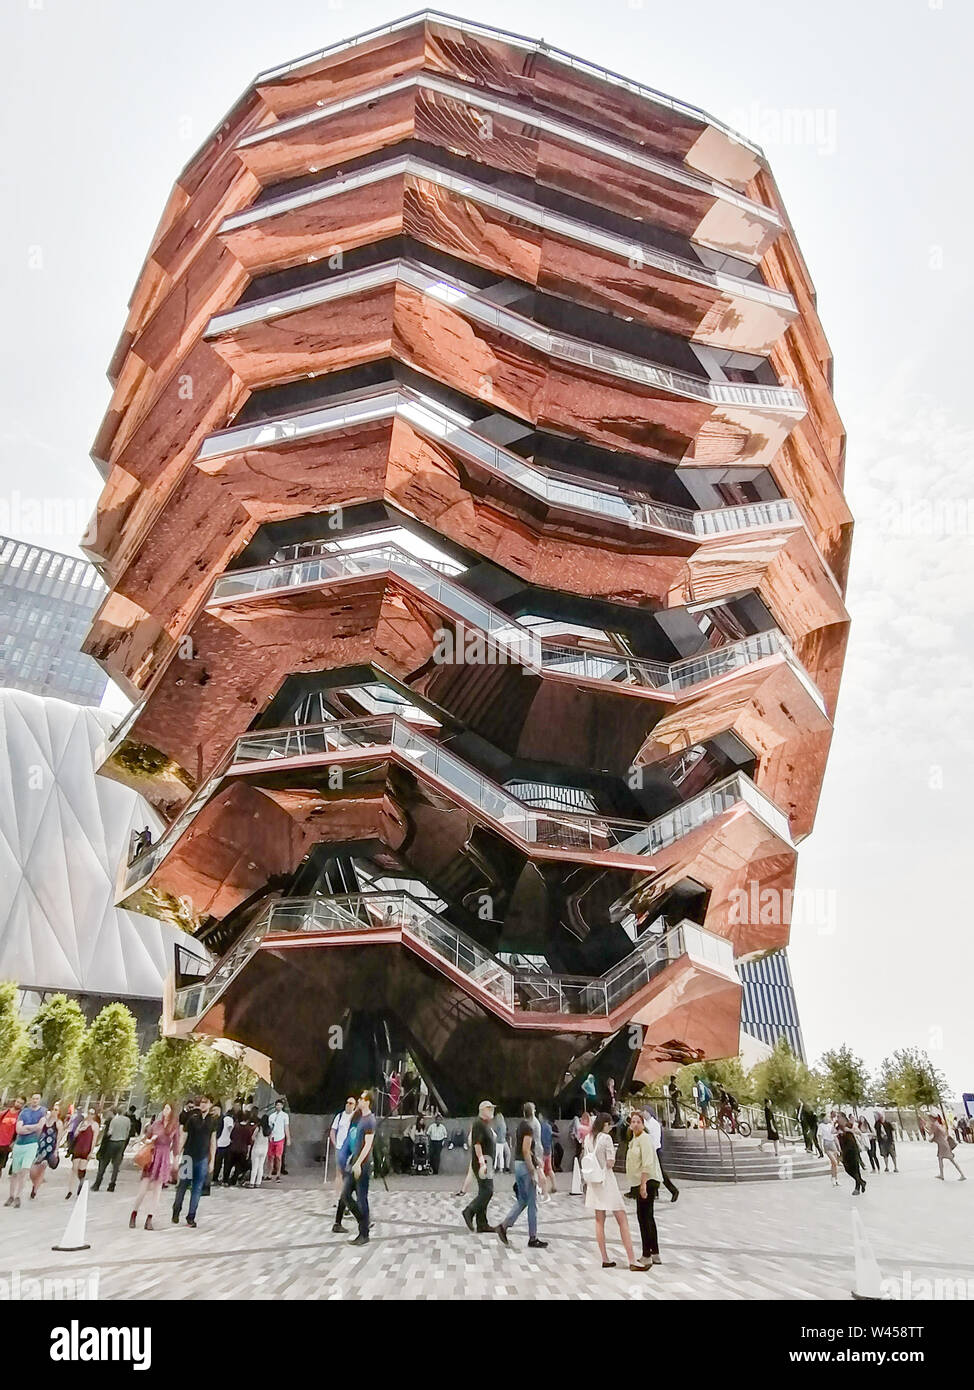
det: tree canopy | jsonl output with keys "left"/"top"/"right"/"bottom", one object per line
{"left": 77, "top": 1002, "right": 139, "bottom": 1104}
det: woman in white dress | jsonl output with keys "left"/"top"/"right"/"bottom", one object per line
{"left": 582, "top": 1113, "right": 645, "bottom": 1272}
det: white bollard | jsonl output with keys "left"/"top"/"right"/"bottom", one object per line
{"left": 53, "top": 1180, "right": 92, "bottom": 1252}
{"left": 850, "top": 1209, "right": 883, "bottom": 1300}
{"left": 570, "top": 1157, "right": 583, "bottom": 1196}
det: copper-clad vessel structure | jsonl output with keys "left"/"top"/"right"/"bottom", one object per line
{"left": 84, "top": 12, "right": 850, "bottom": 1111}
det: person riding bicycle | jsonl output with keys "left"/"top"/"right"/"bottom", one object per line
{"left": 718, "top": 1088, "right": 739, "bottom": 1133}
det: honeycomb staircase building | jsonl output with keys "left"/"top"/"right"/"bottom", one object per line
{"left": 83, "top": 13, "right": 851, "bottom": 1112}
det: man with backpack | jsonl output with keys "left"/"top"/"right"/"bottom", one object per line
{"left": 693, "top": 1076, "right": 713, "bottom": 1129}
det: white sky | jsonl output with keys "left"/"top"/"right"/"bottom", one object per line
{"left": 1, "top": 0, "right": 971, "bottom": 1093}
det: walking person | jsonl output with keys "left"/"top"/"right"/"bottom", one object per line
{"left": 539, "top": 1111, "right": 556, "bottom": 1196}
{"left": 818, "top": 1112, "right": 840, "bottom": 1186}
{"left": 428, "top": 1113, "right": 448, "bottom": 1174}
{"left": 462, "top": 1099, "right": 497, "bottom": 1234}
{"left": 129, "top": 1103, "right": 180, "bottom": 1230}
{"left": 837, "top": 1116, "right": 867, "bottom": 1195}
{"left": 226, "top": 1106, "right": 256, "bottom": 1187}
{"left": 523, "top": 1101, "right": 545, "bottom": 1199}
{"left": 875, "top": 1112, "right": 899, "bottom": 1173}
{"left": 495, "top": 1105, "right": 547, "bottom": 1249}
{"left": 929, "top": 1115, "right": 966, "bottom": 1181}
{"left": 692, "top": 1075, "right": 712, "bottom": 1129}
{"left": 798, "top": 1100, "right": 820, "bottom": 1155}
{"left": 641, "top": 1104, "right": 679, "bottom": 1203}
{"left": 266, "top": 1098, "right": 290, "bottom": 1182}
{"left": 757, "top": 1098, "right": 780, "bottom": 1157}
{"left": 172, "top": 1096, "right": 218, "bottom": 1228}
{"left": 248, "top": 1110, "right": 270, "bottom": 1188}
{"left": 66, "top": 1107, "right": 99, "bottom": 1199}
{"left": 492, "top": 1109, "right": 509, "bottom": 1174}
{"left": 340, "top": 1090, "right": 376, "bottom": 1246}
{"left": 626, "top": 1110, "right": 662, "bottom": 1267}
{"left": 667, "top": 1078, "right": 682, "bottom": 1129}
{"left": 93, "top": 1106, "right": 132, "bottom": 1192}
{"left": 859, "top": 1116, "right": 880, "bottom": 1173}
{"left": 580, "top": 1113, "right": 643, "bottom": 1272}
{"left": 332, "top": 1101, "right": 361, "bottom": 1232}
{"left": 212, "top": 1108, "right": 235, "bottom": 1185}
{"left": 329, "top": 1097, "right": 357, "bottom": 1231}
{"left": 0, "top": 1096, "right": 24, "bottom": 1176}
{"left": 29, "top": 1103, "right": 63, "bottom": 1200}
{"left": 6, "top": 1094, "right": 47, "bottom": 1208}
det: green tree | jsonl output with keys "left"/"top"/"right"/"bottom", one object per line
{"left": 878, "top": 1048, "right": 948, "bottom": 1125}
{"left": 819, "top": 1044, "right": 869, "bottom": 1113}
{"left": 77, "top": 1003, "right": 139, "bottom": 1105}
{"left": 750, "top": 1036, "right": 818, "bottom": 1112}
{"left": 141, "top": 1036, "right": 211, "bottom": 1106}
{"left": 0, "top": 981, "right": 27, "bottom": 1085}
{"left": 16, "top": 994, "right": 85, "bottom": 1100}
{"left": 201, "top": 1045, "right": 259, "bottom": 1107}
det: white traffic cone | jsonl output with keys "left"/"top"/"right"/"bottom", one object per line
{"left": 570, "top": 1158, "right": 583, "bottom": 1196}
{"left": 850, "top": 1209, "right": 883, "bottom": 1300}
{"left": 53, "top": 1180, "right": 91, "bottom": 1252}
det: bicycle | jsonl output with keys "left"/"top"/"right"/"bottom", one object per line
{"left": 717, "top": 1112, "right": 751, "bottom": 1138}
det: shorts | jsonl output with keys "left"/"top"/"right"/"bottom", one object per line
{"left": 9, "top": 1143, "right": 38, "bottom": 1175}
{"left": 268, "top": 1138, "right": 285, "bottom": 1159}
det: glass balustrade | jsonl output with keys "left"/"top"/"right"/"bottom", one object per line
{"left": 240, "top": 69, "right": 781, "bottom": 246}
{"left": 127, "top": 700, "right": 796, "bottom": 893}
{"left": 173, "top": 889, "right": 732, "bottom": 1025}
{"left": 198, "top": 386, "right": 803, "bottom": 545}
{"left": 208, "top": 542, "right": 822, "bottom": 707}
{"left": 207, "top": 254, "right": 803, "bottom": 415}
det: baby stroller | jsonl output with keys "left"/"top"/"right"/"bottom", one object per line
{"left": 410, "top": 1131, "right": 433, "bottom": 1175}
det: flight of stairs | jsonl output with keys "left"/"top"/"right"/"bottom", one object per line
{"left": 618, "top": 1129, "right": 831, "bottom": 1183}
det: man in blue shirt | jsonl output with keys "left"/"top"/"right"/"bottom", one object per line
{"left": 338, "top": 1091, "right": 376, "bottom": 1246}
{"left": 5, "top": 1094, "right": 46, "bottom": 1209}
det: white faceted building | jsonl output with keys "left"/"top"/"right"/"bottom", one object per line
{"left": 0, "top": 689, "right": 182, "bottom": 1011}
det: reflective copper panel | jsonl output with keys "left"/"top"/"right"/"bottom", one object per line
{"left": 86, "top": 12, "right": 850, "bottom": 1110}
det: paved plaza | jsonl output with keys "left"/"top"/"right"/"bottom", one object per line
{"left": 2, "top": 1139, "right": 970, "bottom": 1301}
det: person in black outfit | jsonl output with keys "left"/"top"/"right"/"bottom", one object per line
{"left": 462, "top": 1100, "right": 496, "bottom": 1234}
{"left": 172, "top": 1096, "right": 218, "bottom": 1228}
{"left": 838, "top": 1116, "right": 867, "bottom": 1195}
{"left": 667, "top": 1078, "right": 682, "bottom": 1128}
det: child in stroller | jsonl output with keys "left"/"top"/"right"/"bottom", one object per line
{"left": 408, "top": 1118, "right": 433, "bottom": 1175}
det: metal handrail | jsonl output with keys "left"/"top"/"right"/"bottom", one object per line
{"left": 206, "top": 255, "right": 803, "bottom": 415}
{"left": 198, "top": 384, "right": 806, "bottom": 545}
{"left": 239, "top": 71, "right": 783, "bottom": 248}
{"left": 173, "top": 890, "right": 729, "bottom": 1027}
{"left": 124, "top": 714, "right": 793, "bottom": 893}
{"left": 208, "top": 540, "right": 822, "bottom": 704}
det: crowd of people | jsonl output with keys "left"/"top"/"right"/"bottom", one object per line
{"left": 0, "top": 1092, "right": 296, "bottom": 1226}
{"left": 0, "top": 1080, "right": 968, "bottom": 1264}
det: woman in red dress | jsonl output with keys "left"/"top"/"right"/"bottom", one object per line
{"left": 66, "top": 1107, "right": 99, "bottom": 1198}
{"left": 129, "top": 1102, "right": 180, "bottom": 1230}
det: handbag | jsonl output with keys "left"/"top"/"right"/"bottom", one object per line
{"left": 134, "top": 1139, "right": 156, "bottom": 1172}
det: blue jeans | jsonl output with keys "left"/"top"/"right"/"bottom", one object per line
{"left": 173, "top": 1157, "right": 208, "bottom": 1221}
{"left": 340, "top": 1165, "right": 371, "bottom": 1239}
{"left": 502, "top": 1160, "right": 537, "bottom": 1239}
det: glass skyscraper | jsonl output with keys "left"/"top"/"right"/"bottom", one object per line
{"left": 0, "top": 534, "right": 108, "bottom": 705}
{"left": 739, "top": 950, "right": 806, "bottom": 1060}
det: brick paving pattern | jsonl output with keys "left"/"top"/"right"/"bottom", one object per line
{"left": 2, "top": 1140, "right": 969, "bottom": 1300}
